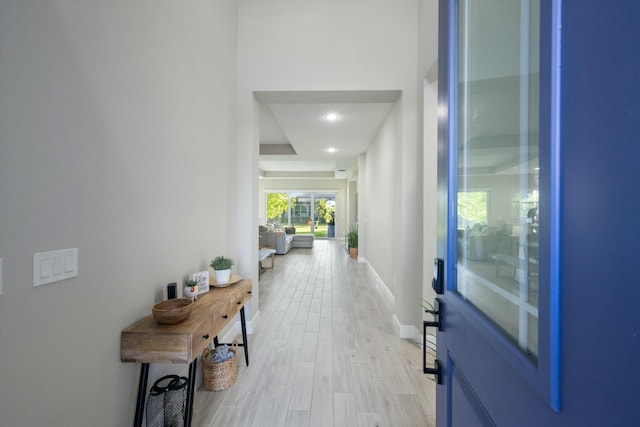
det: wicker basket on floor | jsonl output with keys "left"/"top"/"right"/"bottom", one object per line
{"left": 202, "top": 344, "right": 238, "bottom": 391}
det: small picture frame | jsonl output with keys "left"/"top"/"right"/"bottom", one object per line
{"left": 189, "top": 271, "right": 210, "bottom": 295}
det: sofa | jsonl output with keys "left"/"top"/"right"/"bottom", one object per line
{"left": 259, "top": 225, "right": 293, "bottom": 254}
{"left": 259, "top": 225, "right": 314, "bottom": 254}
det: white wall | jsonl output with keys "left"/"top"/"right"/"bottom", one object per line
{"left": 419, "top": 0, "right": 440, "bottom": 316}
{"left": 362, "top": 102, "right": 400, "bottom": 296}
{"left": 238, "top": 1, "right": 419, "bottom": 91}
{"left": 237, "top": 0, "right": 422, "bottom": 333}
{"left": 0, "top": 1, "right": 238, "bottom": 425}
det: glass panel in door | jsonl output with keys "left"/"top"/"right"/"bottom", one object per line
{"left": 313, "top": 193, "right": 336, "bottom": 238}
{"left": 291, "top": 193, "right": 312, "bottom": 235}
{"left": 455, "top": 0, "right": 540, "bottom": 360}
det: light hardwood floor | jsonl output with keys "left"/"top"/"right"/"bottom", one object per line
{"left": 193, "top": 239, "right": 436, "bottom": 427}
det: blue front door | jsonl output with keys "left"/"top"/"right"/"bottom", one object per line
{"left": 435, "top": 0, "right": 640, "bottom": 425}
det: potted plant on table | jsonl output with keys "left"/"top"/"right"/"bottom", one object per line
{"left": 184, "top": 278, "right": 199, "bottom": 299}
{"left": 347, "top": 227, "right": 358, "bottom": 259}
{"left": 210, "top": 256, "right": 234, "bottom": 284}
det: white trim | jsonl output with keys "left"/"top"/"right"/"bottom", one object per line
{"left": 246, "top": 309, "right": 259, "bottom": 334}
{"left": 393, "top": 314, "right": 420, "bottom": 341}
{"left": 363, "top": 258, "right": 395, "bottom": 304}
{"left": 365, "top": 259, "right": 421, "bottom": 342}
{"left": 364, "top": 259, "right": 423, "bottom": 343}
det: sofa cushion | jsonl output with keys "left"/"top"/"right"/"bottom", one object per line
{"left": 273, "top": 231, "right": 294, "bottom": 254}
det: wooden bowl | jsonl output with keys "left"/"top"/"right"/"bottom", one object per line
{"left": 152, "top": 298, "right": 194, "bottom": 325}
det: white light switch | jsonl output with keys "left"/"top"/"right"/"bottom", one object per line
{"left": 33, "top": 248, "right": 78, "bottom": 287}
{"left": 53, "top": 257, "right": 64, "bottom": 276}
{"left": 40, "top": 258, "right": 51, "bottom": 278}
{"left": 65, "top": 255, "right": 74, "bottom": 273}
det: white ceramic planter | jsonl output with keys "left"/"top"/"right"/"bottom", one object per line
{"left": 184, "top": 286, "right": 198, "bottom": 299}
{"left": 215, "top": 269, "right": 231, "bottom": 284}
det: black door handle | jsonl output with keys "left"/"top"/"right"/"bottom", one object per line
{"left": 424, "top": 360, "right": 442, "bottom": 384}
{"left": 423, "top": 298, "right": 442, "bottom": 384}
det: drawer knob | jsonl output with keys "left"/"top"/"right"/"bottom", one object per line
{"left": 237, "top": 301, "right": 241, "bottom": 305}
{"left": 223, "top": 314, "right": 228, "bottom": 319}
{"left": 202, "top": 334, "right": 210, "bottom": 340}
{"left": 248, "top": 291, "right": 252, "bottom": 294}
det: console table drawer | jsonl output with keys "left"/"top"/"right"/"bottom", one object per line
{"left": 229, "top": 280, "right": 252, "bottom": 310}
{"left": 221, "top": 281, "right": 249, "bottom": 319}
{"left": 121, "top": 315, "right": 211, "bottom": 364}
{"left": 211, "top": 298, "right": 233, "bottom": 332}
{"left": 191, "top": 315, "right": 215, "bottom": 360}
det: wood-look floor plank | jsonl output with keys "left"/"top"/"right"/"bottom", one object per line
{"left": 357, "top": 411, "right": 391, "bottom": 427}
{"left": 318, "top": 318, "right": 333, "bottom": 343}
{"left": 299, "top": 332, "right": 319, "bottom": 362}
{"left": 333, "top": 351, "right": 354, "bottom": 393}
{"left": 284, "top": 410, "right": 310, "bottom": 427}
{"left": 309, "top": 372, "right": 333, "bottom": 427}
{"left": 288, "top": 361, "right": 315, "bottom": 411}
{"left": 334, "top": 392, "right": 358, "bottom": 427}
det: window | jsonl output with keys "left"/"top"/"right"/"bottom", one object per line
{"left": 455, "top": 0, "right": 540, "bottom": 360}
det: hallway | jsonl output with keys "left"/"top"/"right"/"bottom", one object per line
{"left": 193, "top": 239, "right": 436, "bottom": 426}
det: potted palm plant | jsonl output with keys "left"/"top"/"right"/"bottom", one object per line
{"left": 210, "top": 256, "right": 234, "bottom": 284}
{"left": 347, "top": 227, "right": 358, "bottom": 259}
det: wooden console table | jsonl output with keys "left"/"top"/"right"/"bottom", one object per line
{"left": 121, "top": 278, "right": 252, "bottom": 427}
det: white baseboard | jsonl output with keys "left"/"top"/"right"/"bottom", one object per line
{"left": 393, "top": 314, "right": 421, "bottom": 341}
{"left": 393, "top": 315, "right": 436, "bottom": 348}
{"left": 246, "top": 309, "right": 259, "bottom": 334}
{"left": 365, "top": 259, "right": 420, "bottom": 343}
{"left": 364, "top": 258, "right": 395, "bottom": 304}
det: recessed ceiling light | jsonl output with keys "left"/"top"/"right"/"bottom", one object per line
{"left": 327, "top": 147, "right": 337, "bottom": 153}
{"left": 324, "top": 112, "right": 340, "bottom": 122}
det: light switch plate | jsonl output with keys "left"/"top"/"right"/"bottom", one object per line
{"left": 33, "top": 248, "right": 78, "bottom": 287}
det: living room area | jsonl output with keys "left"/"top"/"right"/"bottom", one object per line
{"left": 258, "top": 177, "right": 354, "bottom": 247}
{"left": 257, "top": 184, "right": 353, "bottom": 280}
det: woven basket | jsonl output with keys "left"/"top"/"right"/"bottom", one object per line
{"left": 202, "top": 344, "right": 238, "bottom": 391}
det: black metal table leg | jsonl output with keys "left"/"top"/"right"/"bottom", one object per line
{"left": 184, "top": 359, "right": 198, "bottom": 427}
{"left": 213, "top": 336, "right": 219, "bottom": 347}
{"left": 133, "top": 363, "right": 149, "bottom": 427}
{"left": 240, "top": 307, "right": 249, "bottom": 366}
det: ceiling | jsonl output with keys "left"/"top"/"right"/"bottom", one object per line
{"left": 256, "top": 90, "right": 401, "bottom": 180}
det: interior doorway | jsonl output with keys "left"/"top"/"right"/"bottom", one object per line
{"left": 265, "top": 191, "right": 337, "bottom": 238}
